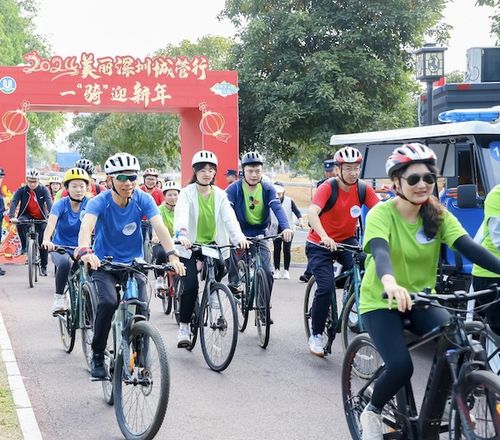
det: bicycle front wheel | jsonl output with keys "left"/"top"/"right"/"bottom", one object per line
{"left": 80, "top": 281, "right": 97, "bottom": 371}
{"left": 449, "top": 370, "right": 500, "bottom": 439}
{"left": 255, "top": 268, "right": 271, "bottom": 349}
{"left": 27, "top": 239, "right": 35, "bottom": 288}
{"left": 199, "top": 283, "right": 238, "bottom": 371}
{"left": 57, "top": 294, "right": 76, "bottom": 353}
{"left": 236, "top": 259, "right": 249, "bottom": 332}
{"left": 340, "top": 289, "right": 363, "bottom": 352}
{"left": 114, "top": 321, "right": 170, "bottom": 440}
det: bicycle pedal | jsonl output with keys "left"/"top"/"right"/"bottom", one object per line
{"left": 89, "top": 376, "right": 109, "bottom": 382}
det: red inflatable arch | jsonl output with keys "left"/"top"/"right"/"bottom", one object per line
{"left": 0, "top": 51, "right": 239, "bottom": 188}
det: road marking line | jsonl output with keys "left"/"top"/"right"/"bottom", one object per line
{"left": 0, "top": 311, "right": 43, "bottom": 440}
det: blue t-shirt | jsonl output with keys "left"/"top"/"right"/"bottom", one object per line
{"left": 50, "top": 197, "right": 88, "bottom": 247}
{"left": 85, "top": 190, "right": 159, "bottom": 263}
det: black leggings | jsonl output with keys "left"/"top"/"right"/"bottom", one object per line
{"left": 179, "top": 252, "right": 226, "bottom": 324}
{"left": 50, "top": 251, "right": 74, "bottom": 294}
{"left": 472, "top": 275, "right": 500, "bottom": 336}
{"left": 273, "top": 237, "right": 291, "bottom": 271}
{"left": 362, "top": 307, "right": 450, "bottom": 409}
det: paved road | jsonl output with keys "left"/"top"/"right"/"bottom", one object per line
{"left": 0, "top": 263, "right": 434, "bottom": 440}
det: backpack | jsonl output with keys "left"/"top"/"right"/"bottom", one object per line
{"left": 318, "top": 178, "right": 367, "bottom": 217}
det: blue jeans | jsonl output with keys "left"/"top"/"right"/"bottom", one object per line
{"left": 305, "top": 237, "right": 358, "bottom": 336}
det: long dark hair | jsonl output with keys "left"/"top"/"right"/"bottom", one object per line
{"left": 392, "top": 163, "right": 444, "bottom": 240}
{"left": 189, "top": 162, "right": 217, "bottom": 185}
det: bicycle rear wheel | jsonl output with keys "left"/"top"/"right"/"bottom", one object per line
{"left": 340, "top": 289, "right": 363, "bottom": 352}
{"left": 114, "top": 321, "right": 170, "bottom": 440}
{"left": 81, "top": 281, "right": 97, "bottom": 371}
{"left": 56, "top": 280, "right": 76, "bottom": 353}
{"left": 199, "top": 283, "right": 238, "bottom": 372}
{"left": 161, "top": 275, "right": 174, "bottom": 315}
{"left": 342, "top": 334, "right": 404, "bottom": 439}
{"left": 449, "top": 370, "right": 500, "bottom": 439}
{"left": 236, "top": 259, "right": 249, "bottom": 332}
{"left": 102, "top": 329, "right": 114, "bottom": 406}
{"left": 255, "top": 268, "right": 271, "bottom": 349}
{"left": 28, "top": 239, "right": 35, "bottom": 288}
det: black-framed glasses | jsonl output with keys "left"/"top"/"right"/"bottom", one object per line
{"left": 401, "top": 173, "right": 437, "bottom": 186}
{"left": 115, "top": 174, "right": 138, "bottom": 182}
{"left": 249, "top": 195, "right": 256, "bottom": 210}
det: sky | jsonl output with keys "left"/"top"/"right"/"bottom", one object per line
{"left": 33, "top": 0, "right": 497, "bottom": 73}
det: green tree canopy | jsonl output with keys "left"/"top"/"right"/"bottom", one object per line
{"left": 477, "top": 0, "right": 500, "bottom": 42}
{"left": 0, "top": 0, "right": 65, "bottom": 161}
{"left": 68, "top": 36, "right": 235, "bottom": 171}
{"left": 221, "top": 0, "right": 449, "bottom": 174}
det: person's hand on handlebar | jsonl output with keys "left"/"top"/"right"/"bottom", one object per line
{"left": 10, "top": 217, "right": 18, "bottom": 224}
{"left": 382, "top": 276, "right": 412, "bottom": 312}
{"left": 281, "top": 228, "right": 294, "bottom": 243}
{"left": 238, "top": 238, "right": 250, "bottom": 249}
{"left": 320, "top": 235, "right": 337, "bottom": 251}
{"left": 169, "top": 259, "right": 186, "bottom": 277}
{"left": 177, "top": 236, "right": 192, "bottom": 250}
{"left": 42, "top": 240, "right": 55, "bottom": 251}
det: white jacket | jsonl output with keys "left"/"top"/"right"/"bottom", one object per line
{"left": 174, "top": 183, "right": 245, "bottom": 258}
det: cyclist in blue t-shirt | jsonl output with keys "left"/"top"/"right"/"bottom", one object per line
{"left": 42, "top": 168, "right": 90, "bottom": 314}
{"left": 76, "top": 153, "right": 185, "bottom": 379}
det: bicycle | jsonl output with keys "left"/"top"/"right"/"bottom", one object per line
{"left": 156, "top": 269, "right": 178, "bottom": 316}
{"left": 342, "top": 287, "right": 500, "bottom": 439}
{"left": 236, "top": 234, "right": 278, "bottom": 349}
{"left": 141, "top": 220, "right": 154, "bottom": 264}
{"left": 97, "top": 257, "right": 172, "bottom": 440}
{"left": 303, "top": 243, "right": 365, "bottom": 355}
{"left": 50, "top": 246, "right": 98, "bottom": 370}
{"left": 17, "top": 219, "right": 46, "bottom": 288}
{"left": 176, "top": 243, "right": 238, "bottom": 372}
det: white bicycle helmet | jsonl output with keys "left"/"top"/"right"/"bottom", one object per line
{"left": 143, "top": 168, "right": 159, "bottom": 177}
{"left": 26, "top": 168, "right": 40, "bottom": 179}
{"left": 75, "top": 159, "right": 95, "bottom": 175}
{"left": 385, "top": 143, "right": 437, "bottom": 176}
{"left": 334, "top": 147, "right": 363, "bottom": 164}
{"left": 104, "top": 152, "right": 140, "bottom": 174}
{"left": 192, "top": 150, "right": 218, "bottom": 167}
{"left": 162, "top": 181, "right": 181, "bottom": 193}
{"left": 48, "top": 175, "right": 62, "bottom": 184}
{"left": 241, "top": 151, "right": 263, "bottom": 166}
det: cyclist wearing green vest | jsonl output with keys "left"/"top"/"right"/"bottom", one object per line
{"left": 174, "top": 151, "right": 249, "bottom": 348}
{"left": 152, "top": 180, "right": 181, "bottom": 290}
{"left": 359, "top": 143, "right": 500, "bottom": 440}
{"left": 472, "top": 184, "right": 500, "bottom": 336}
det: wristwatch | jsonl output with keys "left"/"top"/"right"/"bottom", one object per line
{"left": 165, "top": 248, "right": 180, "bottom": 258}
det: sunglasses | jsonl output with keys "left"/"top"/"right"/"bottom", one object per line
{"left": 401, "top": 173, "right": 437, "bottom": 186}
{"left": 114, "top": 174, "right": 138, "bottom": 182}
{"left": 249, "top": 195, "right": 256, "bottom": 210}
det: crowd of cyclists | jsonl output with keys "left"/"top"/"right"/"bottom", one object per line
{"left": 1, "top": 141, "right": 500, "bottom": 440}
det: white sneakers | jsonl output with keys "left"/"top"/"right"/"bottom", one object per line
{"left": 52, "top": 294, "right": 68, "bottom": 314}
{"left": 273, "top": 269, "right": 290, "bottom": 280}
{"left": 308, "top": 334, "right": 324, "bottom": 357}
{"left": 360, "top": 406, "right": 383, "bottom": 440}
{"left": 177, "top": 325, "right": 191, "bottom": 348}
{"left": 155, "top": 276, "right": 167, "bottom": 291}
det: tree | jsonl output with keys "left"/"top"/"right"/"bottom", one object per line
{"left": 69, "top": 36, "right": 235, "bottom": 171}
{"left": 477, "top": 0, "right": 500, "bottom": 43}
{"left": 221, "top": 0, "right": 449, "bottom": 174}
{"left": 0, "top": 0, "right": 65, "bottom": 160}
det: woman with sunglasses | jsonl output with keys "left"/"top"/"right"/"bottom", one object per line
{"left": 76, "top": 152, "right": 185, "bottom": 379}
{"left": 359, "top": 143, "right": 500, "bottom": 440}
{"left": 174, "top": 150, "right": 249, "bottom": 348}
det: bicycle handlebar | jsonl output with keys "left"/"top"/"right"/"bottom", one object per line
{"left": 382, "top": 286, "right": 500, "bottom": 306}
{"left": 246, "top": 234, "right": 282, "bottom": 242}
{"left": 15, "top": 219, "right": 47, "bottom": 224}
{"left": 100, "top": 257, "right": 175, "bottom": 274}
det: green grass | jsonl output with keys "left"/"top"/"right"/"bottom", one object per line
{"left": 0, "top": 359, "right": 23, "bottom": 440}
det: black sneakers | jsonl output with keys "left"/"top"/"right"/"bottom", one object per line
{"left": 40, "top": 267, "right": 48, "bottom": 277}
{"left": 299, "top": 273, "right": 311, "bottom": 282}
{"left": 91, "top": 352, "right": 106, "bottom": 379}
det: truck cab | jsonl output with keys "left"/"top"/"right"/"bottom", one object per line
{"left": 330, "top": 119, "right": 500, "bottom": 276}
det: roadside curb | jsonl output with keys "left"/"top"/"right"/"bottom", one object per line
{"left": 0, "top": 310, "right": 43, "bottom": 440}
